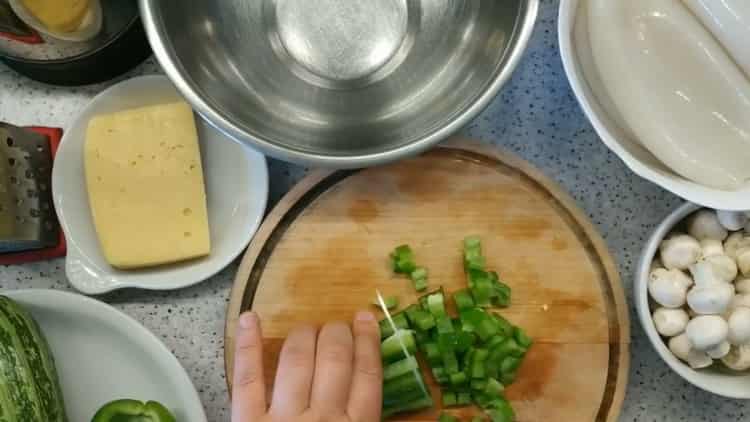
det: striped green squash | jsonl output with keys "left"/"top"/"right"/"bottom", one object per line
{"left": 0, "top": 296, "right": 67, "bottom": 422}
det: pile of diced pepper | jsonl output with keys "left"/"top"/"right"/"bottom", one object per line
{"left": 379, "top": 237, "right": 533, "bottom": 422}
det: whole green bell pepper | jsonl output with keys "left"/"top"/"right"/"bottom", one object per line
{"left": 91, "top": 399, "right": 176, "bottom": 422}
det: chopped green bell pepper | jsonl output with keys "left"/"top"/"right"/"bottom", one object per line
{"left": 453, "top": 289, "right": 475, "bottom": 311}
{"left": 391, "top": 245, "right": 417, "bottom": 274}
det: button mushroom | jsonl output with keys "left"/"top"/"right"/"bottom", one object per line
{"left": 700, "top": 239, "right": 724, "bottom": 257}
{"left": 688, "top": 210, "right": 729, "bottom": 241}
{"left": 717, "top": 210, "right": 749, "bottom": 232}
{"left": 706, "top": 341, "right": 731, "bottom": 359}
{"left": 722, "top": 344, "right": 750, "bottom": 371}
{"left": 669, "top": 333, "right": 713, "bottom": 369}
{"left": 703, "top": 255, "right": 738, "bottom": 282}
{"left": 649, "top": 268, "right": 689, "bottom": 308}
{"left": 729, "top": 294, "right": 750, "bottom": 314}
{"left": 728, "top": 307, "right": 750, "bottom": 345}
{"left": 689, "top": 261, "right": 724, "bottom": 287}
{"left": 660, "top": 234, "right": 702, "bottom": 270}
{"left": 724, "top": 232, "right": 747, "bottom": 260}
{"left": 687, "top": 282, "right": 734, "bottom": 315}
{"left": 735, "top": 278, "right": 750, "bottom": 295}
{"left": 686, "top": 315, "right": 729, "bottom": 351}
{"left": 736, "top": 246, "right": 750, "bottom": 276}
{"left": 652, "top": 308, "right": 689, "bottom": 337}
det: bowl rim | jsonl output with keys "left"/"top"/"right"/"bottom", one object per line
{"left": 558, "top": 0, "right": 750, "bottom": 211}
{"left": 139, "top": 0, "right": 540, "bottom": 167}
{"left": 634, "top": 202, "right": 750, "bottom": 399}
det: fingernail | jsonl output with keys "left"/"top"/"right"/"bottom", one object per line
{"left": 239, "top": 312, "right": 258, "bottom": 329}
{"left": 355, "top": 311, "right": 375, "bottom": 322}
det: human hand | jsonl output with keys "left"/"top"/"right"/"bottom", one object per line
{"left": 231, "top": 311, "right": 382, "bottom": 422}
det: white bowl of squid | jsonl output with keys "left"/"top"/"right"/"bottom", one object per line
{"left": 559, "top": 0, "right": 750, "bottom": 210}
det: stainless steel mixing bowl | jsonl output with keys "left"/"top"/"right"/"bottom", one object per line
{"left": 140, "top": 0, "right": 538, "bottom": 167}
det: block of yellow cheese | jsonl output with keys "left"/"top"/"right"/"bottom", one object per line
{"left": 21, "top": 0, "right": 90, "bottom": 33}
{"left": 84, "top": 101, "right": 210, "bottom": 269}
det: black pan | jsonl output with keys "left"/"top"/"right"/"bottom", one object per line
{"left": 0, "top": 1, "right": 151, "bottom": 86}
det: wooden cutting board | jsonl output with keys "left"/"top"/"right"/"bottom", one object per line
{"left": 225, "top": 139, "right": 630, "bottom": 421}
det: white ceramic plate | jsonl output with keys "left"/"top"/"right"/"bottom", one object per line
{"left": 558, "top": 0, "right": 750, "bottom": 210}
{"left": 3, "top": 289, "right": 208, "bottom": 421}
{"left": 52, "top": 75, "right": 268, "bottom": 294}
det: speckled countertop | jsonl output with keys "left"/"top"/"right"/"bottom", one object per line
{"left": 0, "top": 1, "right": 746, "bottom": 421}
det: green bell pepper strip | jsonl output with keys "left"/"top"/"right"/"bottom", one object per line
{"left": 484, "top": 377, "right": 505, "bottom": 396}
{"left": 427, "top": 292, "right": 447, "bottom": 317}
{"left": 391, "top": 245, "right": 416, "bottom": 274}
{"left": 383, "top": 356, "right": 419, "bottom": 381}
{"left": 455, "top": 331, "right": 476, "bottom": 354}
{"left": 439, "top": 412, "right": 460, "bottom": 422}
{"left": 413, "top": 277, "right": 428, "bottom": 292}
{"left": 442, "top": 349, "right": 460, "bottom": 374}
{"left": 412, "top": 309, "right": 436, "bottom": 331}
{"left": 425, "top": 342, "right": 441, "bottom": 365}
{"left": 485, "top": 398, "right": 515, "bottom": 422}
{"left": 441, "top": 391, "right": 457, "bottom": 407}
{"left": 471, "top": 275, "right": 494, "bottom": 307}
{"left": 382, "top": 395, "right": 434, "bottom": 418}
{"left": 411, "top": 267, "right": 427, "bottom": 280}
{"left": 415, "top": 329, "right": 431, "bottom": 348}
{"left": 500, "top": 356, "right": 522, "bottom": 374}
{"left": 463, "top": 236, "right": 485, "bottom": 271}
{"left": 513, "top": 326, "right": 533, "bottom": 349}
{"left": 92, "top": 399, "right": 176, "bottom": 422}
{"left": 411, "top": 267, "right": 429, "bottom": 292}
{"left": 484, "top": 334, "right": 507, "bottom": 350}
{"left": 471, "top": 417, "right": 488, "bottom": 422}
{"left": 457, "top": 391, "right": 472, "bottom": 406}
{"left": 436, "top": 315, "right": 455, "bottom": 334}
{"left": 383, "top": 374, "right": 427, "bottom": 400}
{"left": 453, "top": 289, "right": 475, "bottom": 311}
{"left": 499, "top": 370, "right": 517, "bottom": 385}
{"left": 476, "top": 318, "right": 499, "bottom": 341}
{"left": 381, "top": 330, "right": 417, "bottom": 363}
{"left": 432, "top": 366, "right": 449, "bottom": 384}
{"left": 379, "top": 312, "right": 409, "bottom": 339}
{"left": 449, "top": 371, "right": 468, "bottom": 386}
{"left": 492, "top": 338, "right": 526, "bottom": 359}
{"left": 471, "top": 379, "right": 487, "bottom": 390}
{"left": 491, "top": 314, "right": 514, "bottom": 337}
{"left": 471, "top": 348, "right": 489, "bottom": 379}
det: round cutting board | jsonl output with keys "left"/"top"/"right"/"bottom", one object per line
{"left": 226, "top": 139, "right": 630, "bottom": 421}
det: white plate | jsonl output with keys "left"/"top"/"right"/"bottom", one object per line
{"left": 3, "top": 289, "right": 208, "bottom": 421}
{"left": 558, "top": 0, "right": 750, "bottom": 210}
{"left": 52, "top": 75, "right": 269, "bottom": 294}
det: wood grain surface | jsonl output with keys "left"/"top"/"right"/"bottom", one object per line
{"left": 225, "top": 139, "right": 630, "bottom": 421}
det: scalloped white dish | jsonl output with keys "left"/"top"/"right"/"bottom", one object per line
{"left": 52, "top": 75, "right": 268, "bottom": 294}
{"left": 559, "top": 0, "right": 750, "bottom": 210}
{"left": 3, "top": 289, "right": 208, "bottom": 421}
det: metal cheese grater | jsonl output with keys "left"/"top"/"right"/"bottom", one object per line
{"left": 0, "top": 123, "right": 58, "bottom": 253}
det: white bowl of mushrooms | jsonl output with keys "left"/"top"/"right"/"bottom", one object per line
{"left": 636, "top": 203, "right": 750, "bottom": 398}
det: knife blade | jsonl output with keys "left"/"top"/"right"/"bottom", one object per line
{"left": 375, "top": 289, "right": 429, "bottom": 397}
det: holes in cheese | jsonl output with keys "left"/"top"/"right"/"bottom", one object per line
{"left": 84, "top": 101, "right": 211, "bottom": 269}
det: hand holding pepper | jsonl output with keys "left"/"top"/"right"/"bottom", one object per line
{"left": 231, "top": 311, "right": 383, "bottom": 422}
